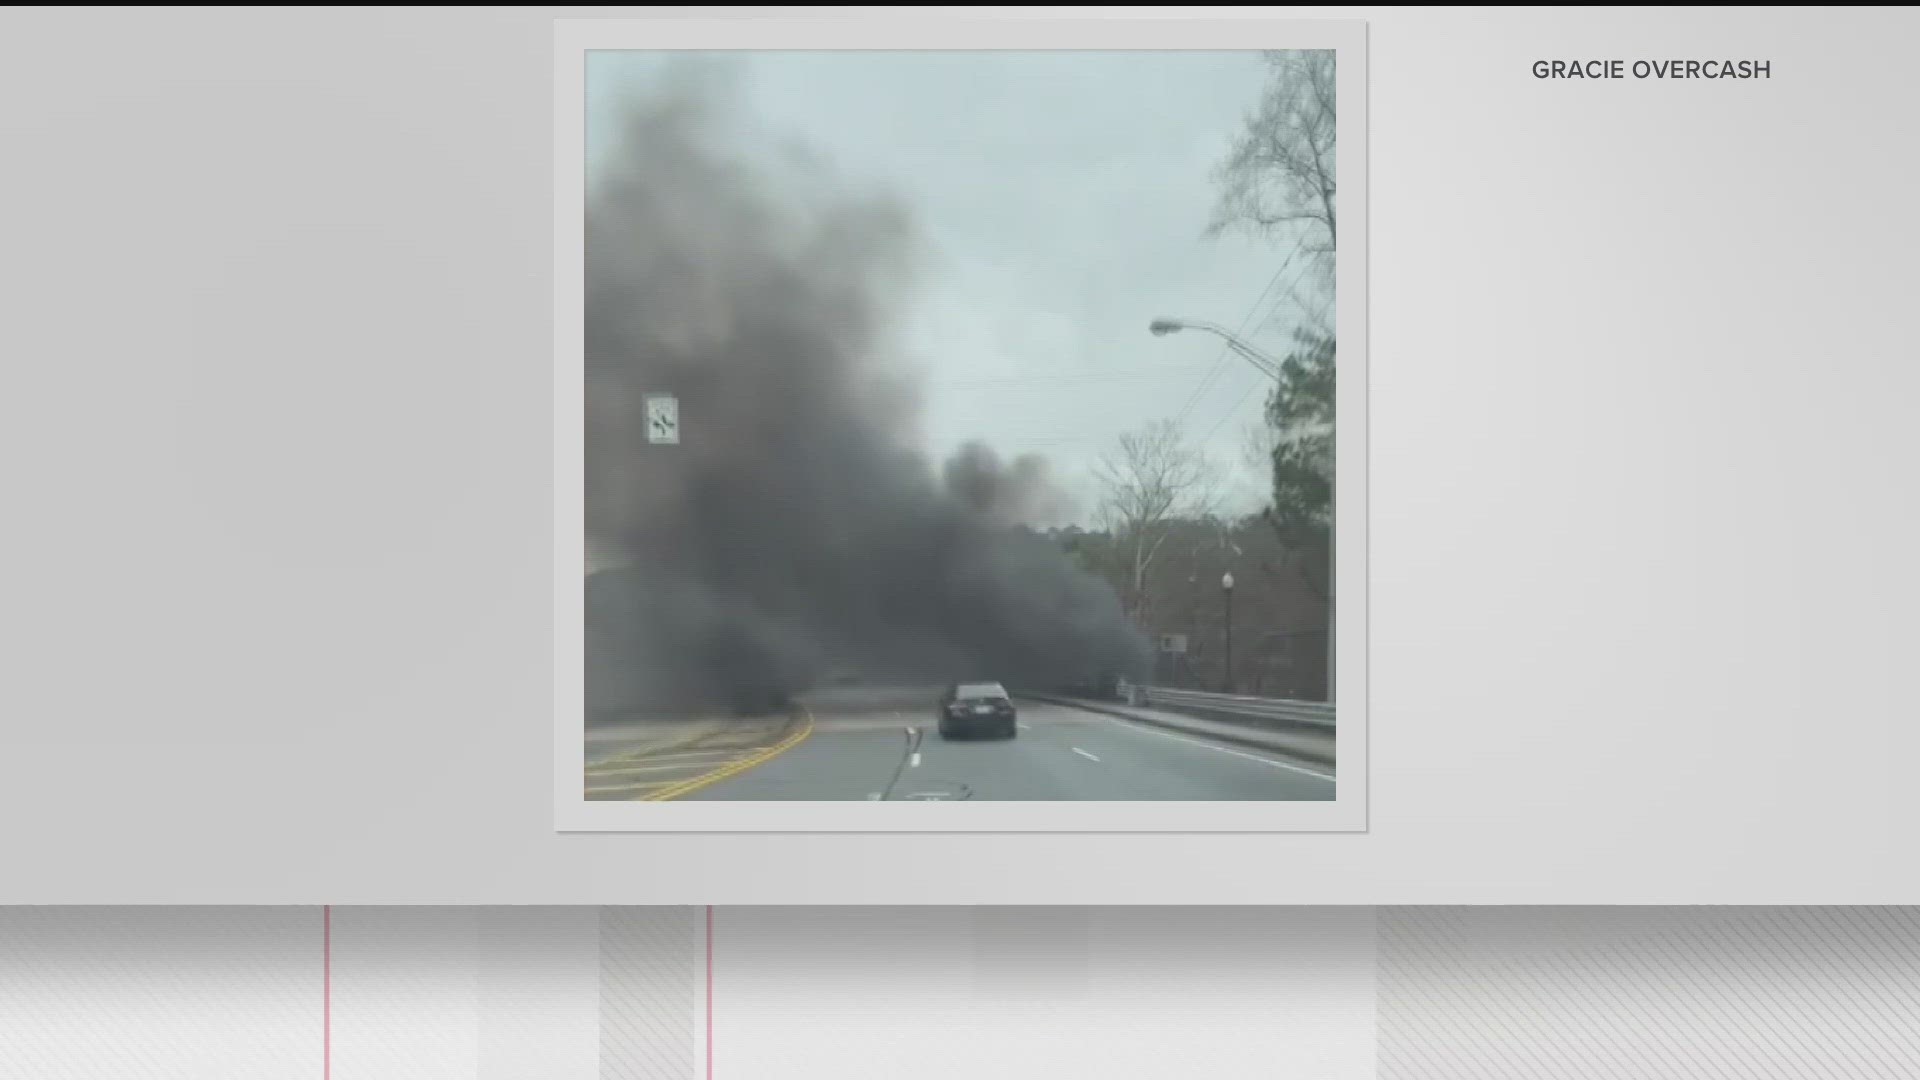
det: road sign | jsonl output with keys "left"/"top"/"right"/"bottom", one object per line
{"left": 1159, "top": 634, "right": 1188, "bottom": 654}
{"left": 644, "top": 394, "right": 679, "bottom": 445}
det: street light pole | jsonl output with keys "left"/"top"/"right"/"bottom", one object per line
{"left": 1153, "top": 315, "right": 1332, "bottom": 705}
{"left": 1149, "top": 318, "right": 1283, "bottom": 379}
{"left": 1221, "top": 570, "right": 1235, "bottom": 694}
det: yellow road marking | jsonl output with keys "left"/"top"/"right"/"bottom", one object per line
{"left": 588, "top": 750, "right": 739, "bottom": 771}
{"left": 587, "top": 781, "right": 672, "bottom": 798}
{"left": 593, "top": 747, "right": 739, "bottom": 767}
{"left": 587, "top": 761, "right": 731, "bottom": 778}
{"left": 640, "top": 709, "right": 816, "bottom": 802}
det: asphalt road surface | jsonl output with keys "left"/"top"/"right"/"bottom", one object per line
{"left": 681, "top": 696, "right": 1334, "bottom": 801}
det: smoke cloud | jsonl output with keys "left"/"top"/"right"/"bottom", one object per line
{"left": 585, "top": 80, "right": 1151, "bottom": 716}
{"left": 942, "top": 442, "right": 1076, "bottom": 529}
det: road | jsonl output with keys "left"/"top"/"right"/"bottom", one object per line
{"left": 676, "top": 695, "right": 1333, "bottom": 801}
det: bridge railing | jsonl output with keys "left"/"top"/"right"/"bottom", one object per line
{"left": 1113, "top": 681, "right": 1336, "bottom": 732}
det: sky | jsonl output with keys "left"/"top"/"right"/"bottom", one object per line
{"left": 585, "top": 50, "right": 1321, "bottom": 524}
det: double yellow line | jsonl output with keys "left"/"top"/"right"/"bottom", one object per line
{"left": 641, "top": 709, "right": 816, "bottom": 802}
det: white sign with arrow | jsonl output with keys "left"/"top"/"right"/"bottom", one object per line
{"left": 644, "top": 393, "right": 679, "bottom": 445}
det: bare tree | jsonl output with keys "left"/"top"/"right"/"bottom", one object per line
{"left": 1091, "top": 419, "right": 1217, "bottom": 627}
{"left": 1241, "top": 418, "right": 1281, "bottom": 488}
{"left": 1205, "top": 50, "right": 1337, "bottom": 261}
{"left": 1206, "top": 51, "right": 1339, "bottom": 703}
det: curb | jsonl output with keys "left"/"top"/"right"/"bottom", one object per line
{"left": 1022, "top": 693, "right": 1336, "bottom": 768}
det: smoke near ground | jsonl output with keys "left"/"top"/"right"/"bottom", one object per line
{"left": 585, "top": 81, "right": 1150, "bottom": 717}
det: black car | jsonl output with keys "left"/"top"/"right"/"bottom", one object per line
{"left": 936, "top": 682, "right": 1017, "bottom": 740}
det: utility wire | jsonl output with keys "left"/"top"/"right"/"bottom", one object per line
{"left": 1169, "top": 248, "right": 1301, "bottom": 430}
{"left": 1201, "top": 289, "right": 1332, "bottom": 449}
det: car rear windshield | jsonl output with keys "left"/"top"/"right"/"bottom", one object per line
{"left": 957, "top": 683, "right": 1007, "bottom": 700}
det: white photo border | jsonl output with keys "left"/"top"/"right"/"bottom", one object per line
{"left": 555, "top": 14, "right": 1367, "bottom": 833}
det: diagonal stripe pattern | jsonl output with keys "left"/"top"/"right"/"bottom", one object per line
{"left": 1379, "top": 906, "right": 1920, "bottom": 1079}
{"left": 598, "top": 907, "right": 700, "bottom": 1079}
{"left": 0, "top": 906, "right": 317, "bottom": 1079}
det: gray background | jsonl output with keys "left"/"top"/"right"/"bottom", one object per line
{"left": 6, "top": 906, "right": 1916, "bottom": 1078}
{"left": 2, "top": 8, "right": 1916, "bottom": 903}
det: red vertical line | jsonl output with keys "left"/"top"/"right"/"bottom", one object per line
{"left": 706, "top": 905, "right": 714, "bottom": 1080}
{"left": 323, "top": 905, "right": 332, "bottom": 1080}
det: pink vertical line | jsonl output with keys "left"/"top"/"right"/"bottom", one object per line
{"left": 323, "top": 905, "right": 332, "bottom": 1080}
{"left": 706, "top": 905, "right": 714, "bottom": 1080}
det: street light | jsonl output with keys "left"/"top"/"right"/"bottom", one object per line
{"left": 1221, "top": 570, "right": 1235, "bottom": 694}
{"left": 1148, "top": 317, "right": 1283, "bottom": 380}
{"left": 1152, "top": 315, "right": 1335, "bottom": 706}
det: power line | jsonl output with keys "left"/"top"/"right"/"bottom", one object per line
{"left": 1195, "top": 255, "right": 1320, "bottom": 448}
{"left": 933, "top": 372, "right": 1195, "bottom": 390}
{"left": 991, "top": 435, "right": 1135, "bottom": 448}
{"left": 1169, "top": 257, "right": 1292, "bottom": 426}
{"left": 937, "top": 263, "right": 1302, "bottom": 462}
{"left": 1168, "top": 248, "right": 1301, "bottom": 430}
{"left": 927, "top": 248, "right": 1323, "bottom": 466}
{"left": 1201, "top": 289, "right": 1332, "bottom": 449}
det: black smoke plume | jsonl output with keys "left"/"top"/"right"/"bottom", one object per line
{"left": 585, "top": 81, "right": 1151, "bottom": 716}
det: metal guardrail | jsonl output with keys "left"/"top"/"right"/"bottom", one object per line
{"left": 1116, "top": 682, "right": 1336, "bottom": 730}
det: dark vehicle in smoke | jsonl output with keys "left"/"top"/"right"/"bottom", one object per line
{"left": 936, "top": 682, "right": 1018, "bottom": 740}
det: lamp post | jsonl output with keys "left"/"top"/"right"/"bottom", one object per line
{"left": 1153, "top": 315, "right": 1333, "bottom": 705}
{"left": 1149, "top": 317, "right": 1283, "bottom": 378}
{"left": 1221, "top": 570, "right": 1235, "bottom": 694}
{"left": 1186, "top": 566, "right": 1199, "bottom": 690}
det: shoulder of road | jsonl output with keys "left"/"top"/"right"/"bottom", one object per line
{"left": 1018, "top": 692, "right": 1334, "bottom": 769}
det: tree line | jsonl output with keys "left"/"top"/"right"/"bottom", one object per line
{"left": 1071, "top": 50, "right": 1336, "bottom": 701}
